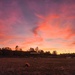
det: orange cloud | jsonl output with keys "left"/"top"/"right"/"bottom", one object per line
{"left": 34, "top": 14, "right": 74, "bottom": 39}
{"left": 69, "top": 42, "right": 75, "bottom": 47}
{"left": 23, "top": 36, "right": 43, "bottom": 45}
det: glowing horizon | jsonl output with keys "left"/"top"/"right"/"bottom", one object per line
{"left": 0, "top": 0, "right": 75, "bottom": 54}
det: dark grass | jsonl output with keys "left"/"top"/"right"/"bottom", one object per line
{"left": 0, "top": 58, "right": 75, "bottom": 75}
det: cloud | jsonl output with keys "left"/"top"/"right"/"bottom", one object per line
{"left": 32, "top": 27, "right": 39, "bottom": 36}
{"left": 0, "top": 0, "right": 25, "bottom": 47}
{"left": 35, "top": 13, "right": 44, "bottom": 19}
{"left": 24, "top": 0, "right": 75, "bottom": 49}
{"left": 34, "top": 14, "right": 73, "bottom": 39}
{"left": 0, "top": 0, "right": 75, "bottom": 51}
{"left": 69, "top": 41, "right": 75, "bottom": 46}
{"left": 71, "top": 42, "right": 75, "bottom": 45}
{"left": 30, "top": 11, "right": 75, "bottom": 49}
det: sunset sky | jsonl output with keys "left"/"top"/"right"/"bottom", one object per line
{"left": 0, "top": 0, "right": 75, "bottom": 54}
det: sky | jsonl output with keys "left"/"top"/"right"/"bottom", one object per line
{"left": 0, "top": 0, "right": 75, "bottom": 54}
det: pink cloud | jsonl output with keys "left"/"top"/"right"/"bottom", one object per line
{"left": 22, "top": 0, "right": 75, "bottom": 50}
{"left": 0, "top": 0, "right": 75, "bottom": 51}
{"left": 35, "top": 13, "right": 44, "bottom": 19}
{"left": 34, "top": 14, "right": 73, "bottom": 39}
{"left": 0, "top": 1, "right": 25, "bottom": 47}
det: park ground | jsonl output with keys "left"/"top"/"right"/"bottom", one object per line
{"left": 0, "top": 58, "right": 75, "bottom": 75}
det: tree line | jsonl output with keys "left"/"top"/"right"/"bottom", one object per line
{"left": 0, "top": 46, "right": 75, "bottom": 58}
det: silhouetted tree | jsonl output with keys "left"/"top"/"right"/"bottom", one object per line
{"left": 29, "top": 47, "right": 35, "bottom": 52}
{"left": 38, "top": 50, "right": 44, "bottom": 54}
{"left": 45, "top": 51, "right": 51, "bottom": 54}
{"left": 20, "top": 48, "right": 22, "bottom": 51}
{"left": 52, "top": 51, "right": 57, "bottom": 55}
{"left": 35, "top": 47, "right": 39, "bottom": 52}
{"left": 0, "top": 48, "right": 1, "bottom": 50}
{"left": 15, "top": 45, "right": 19, "bottom": 51}
{"left": 1, "top": 47, "right": 12, "bottom": 56}
{"left": 0, "top": 48, "right": 2, "bottom": 55}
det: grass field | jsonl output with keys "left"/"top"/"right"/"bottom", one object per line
{"left": 0, "top": 58, "right": 75, "bottom": 75}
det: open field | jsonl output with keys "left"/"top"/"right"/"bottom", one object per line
{"left": 0, "top": 58, "right": 75, "bottom": 75}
